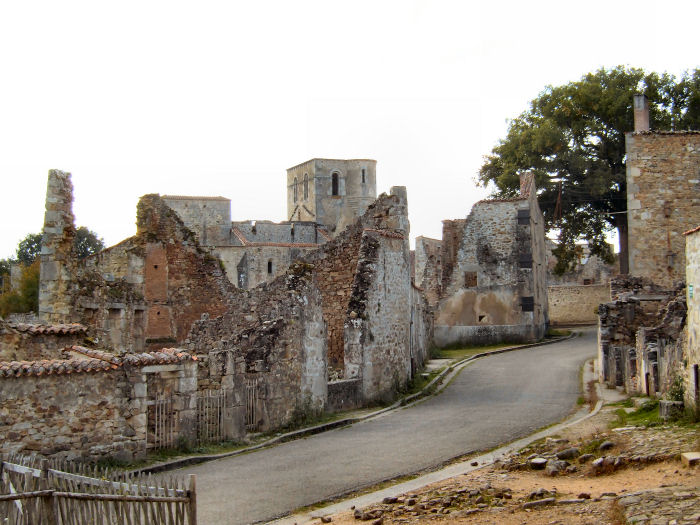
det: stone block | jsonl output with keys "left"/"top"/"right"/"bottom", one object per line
{"left": 681, "top": 452, "right": 700, "bottom": 468}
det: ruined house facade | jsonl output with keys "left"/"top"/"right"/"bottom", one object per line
{"left": 419, "top": 173, "right": 548, "bottom": 347}
{"left": 597, "top": 96, "right": 700, "bottom": 402}
{"left": 1, "top": 167, "right": 431, "bottom": 460}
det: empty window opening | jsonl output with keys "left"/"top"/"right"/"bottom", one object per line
{"left": 267, "top": 260, "right": 273, "bottom": 274}
{"left": 361, "top": 168, "right": 366, "bottom": 183}
{"left": 478, "top": 315, "right": 486, "bottom": 323}
{"left": 464, "top": 272, "right": 477, "bottom": 288}
{"left": 583, "top": 278, "right": 593, "bottom": 285}
{"left": 293, "top": 177, "right": 298, "bottom": 202}
{"left": 519, "top": 253, "right": 533, "bottom": 269}
{"left": 153, "top": 264, "right": 158, "bottom": 270}
{"left": 303, "top": 173, "right": 309, "bottom": 200}
{"left": 517, "top": 209, "right": 530, "bottom": 225}
{"left": 331, "top": 172, "right": 339, "bottom": 196}
{"left": 521, "top": 296, "right": 534, "bottom": 312}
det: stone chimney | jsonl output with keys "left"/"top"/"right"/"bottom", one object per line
{"left": 633, "top": 94, "right": 650, "bottom": 132}
{"left": 39, "top": 169, "right": 77, "bottom": 323}
{"left": 519, "top": 172, "right": 535, "bottom": 198}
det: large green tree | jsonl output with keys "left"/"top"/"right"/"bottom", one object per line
{"left": 478, "top": 66, "right": 700, "bottom": 274}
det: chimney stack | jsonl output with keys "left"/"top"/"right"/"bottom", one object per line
{"left": 633, "top": 94, "right": 650, "bottom": 132}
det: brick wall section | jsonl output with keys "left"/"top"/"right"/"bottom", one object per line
{"left": 626, "top": 131, "right": 700, "bottom": 287}
{"left": 548, "top": 284, "right": 610, "bottom": 325}
{"left": 39, "top": 170, "right": 77, "bottom": 323}
{"left": 683, "top": 228, "right": 700, "bottom": 411}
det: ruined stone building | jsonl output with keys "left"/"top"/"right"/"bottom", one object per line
{"left": 286, "top": 158, "right": 377, "bottom": 235}
{"left": 416, "top": 173, "right": 548, "bottom": 347}
{"left": 1, "top": 165, "right": 431, "bottom": 461}
{"left": 598, "top": 95, "right": 700, "bottom": 403}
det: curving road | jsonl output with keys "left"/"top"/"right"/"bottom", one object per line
{"left": 178, "top": 328, "right": 597, "bottom": 524}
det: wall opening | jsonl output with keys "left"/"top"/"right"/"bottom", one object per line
{"left": 293, "top": 177, "right": 298, "bottom": 202}
{"left": 361, "top": 168, "right": 366, "bottom": 183}
{"left": 267, "top": 260, "right": 273, "bottom": 274}
{"left": 331, "top": 172, "right": 339, "bottom": 196}
{"left": 303, "top": 173, "right": 309, "bottom": 200}
{"left": 521, "top": 296, "right": 534, "bottom": 312}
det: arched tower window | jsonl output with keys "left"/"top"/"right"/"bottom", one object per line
{"left": 293, "top": 177, "right": 298, "bottom": 202}
{"left": 331, "top": 172, "right": 339, "bottom": 196}
{"left": 267, "top": 260, "right": 273, "bottom": 274}
{"left": 303, "top": 173, "right": 309, "bottom": 200}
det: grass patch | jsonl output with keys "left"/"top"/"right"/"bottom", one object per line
{"left": 546, "top": 328, "right": 572, "bottom": 337}
{"left": 611, "top": 399, "right": 661, "bottom": 428}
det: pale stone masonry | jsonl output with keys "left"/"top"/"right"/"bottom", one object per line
{"left": 683, "top": 225, "right": 700, "bottom": 412}
{"left": 433, "top": 173, "right": 549, "bottom": 347}
{"left": 286, "top": 158, "right": 377, "bottom": 236}
{"left": 626, "top": 130, "right": 700, "bottom": 287}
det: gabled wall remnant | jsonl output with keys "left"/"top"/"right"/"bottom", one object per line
{"left": 432, "top": 173, "right": 548, "bottom": 347}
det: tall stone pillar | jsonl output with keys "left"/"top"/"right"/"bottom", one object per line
{"left": 38, "top": 170, "right": 76, "bottom": 323}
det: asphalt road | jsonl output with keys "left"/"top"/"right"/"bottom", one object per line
{"left": 179, "top": 328, "right": 597, "bottom": 524}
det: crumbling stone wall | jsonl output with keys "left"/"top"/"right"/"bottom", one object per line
{"left": 683, "top": 227, "right": 700, "bottom": 412}
{"left": 344, "top": 229, "right": 412, "bottom": 401}
{"left": 597, "top": 276, "right": 683, "bottom": 394}
{"left": 626, "top": 131, "right": 700, "bottom": 287}
{"left": 433, "top": 174, "right": 548, "bottom": 347}
{"left": 301, "top": 188, "right": 411, "bottom": 370}
{"left": 38, "top": 173, "right": 236, "bottom": 353}
{"left": 548, "top": 284, "right": 610, "bottom": 326}
{"left": 185, "top": 262, "right": 326, "bottom": 431}
{"left": 0, "top": 348, "right": 198, "bottom": 461}
{"left": 161, "top": 195, "right": 232, "bottom": 246}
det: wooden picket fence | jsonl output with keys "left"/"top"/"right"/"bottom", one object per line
{"left": 0, "top": 453, "right": 196, "bottom": 524}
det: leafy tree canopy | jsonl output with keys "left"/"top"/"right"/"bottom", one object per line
{"left": 12, "top": 228, "right": 105, "bottom": 266}
{"left": 478, "top": 66, "right": 700, "bottom": 274}
{"left": 74, "top": 226, "right": 106, "bottom": 259}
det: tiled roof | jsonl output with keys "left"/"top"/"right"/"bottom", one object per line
{"left": 477, "top": 196, "right": 526, "bottom": 204}
{"left": 0, "top": 347, "right": 196, "bottom": 378}
{"left": 318, "top": 228, "right": 332, "bottom": 242}
{"left": 9, "top": 323, "right": 87, "bottom": 336}
{"left": 684, "top": 225, "right": 700, "bottom": 236}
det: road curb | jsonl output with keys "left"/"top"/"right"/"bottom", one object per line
{"left": 131, "top": 332, "right": 577, "bottom": 476}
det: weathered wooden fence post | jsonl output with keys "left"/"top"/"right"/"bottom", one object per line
{"left": 40, "top": 458, "right": 57, "bottom": 525}
{"left": 187, "top": 474, "right": 197, "bottom": 525}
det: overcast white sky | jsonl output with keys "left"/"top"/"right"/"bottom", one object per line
{"left": 1, "top": 0, "right": 698, "bottom": 259}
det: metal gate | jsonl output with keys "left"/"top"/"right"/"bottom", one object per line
{"left": 246, "top": 377, "right": 259, "bottom": 431}
{"left": 147, "top": 395, "right": 176, "bottom": 450}
{"left": 197, "top": 389, "right": 233, "bottom": 444}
